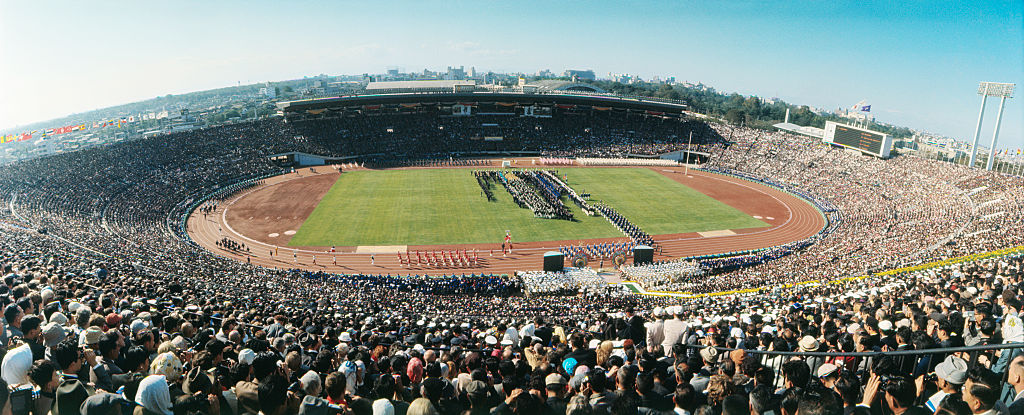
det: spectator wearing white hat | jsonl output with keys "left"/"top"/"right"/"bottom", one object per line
{"left": 661, "top": 306, "right": 687, "bottom": 353}
{"left": 923, "top": 355, "right": 968, "bottom": 412}
{"left": 993, "top": 298, "right": 1023, "bottom": 374}
{"left": 646, "top": 307, "right": 665, "bottom": 353}
{"left": 798, "top": 336, "right": 824, "bottom": 376}
{"left": 816, "top": 363, "right": 840, "bottom": 389}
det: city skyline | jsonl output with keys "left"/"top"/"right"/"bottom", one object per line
{"left": 1, "top": 1, "right": 1021, "bottom": 148}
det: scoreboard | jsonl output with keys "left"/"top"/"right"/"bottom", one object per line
{"left": 823, "top": 121, "right": 893, "bottom": 158}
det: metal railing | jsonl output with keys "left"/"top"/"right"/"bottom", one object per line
{"left": 678, "top": 342, "right": 1024, "bottom": 386}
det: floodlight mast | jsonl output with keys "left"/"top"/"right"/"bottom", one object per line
{"left": 968, "top": 83, "right": 990, "bottom": 168}
{"left": 969, "top": 82, "right": 1015, "bottom": 170}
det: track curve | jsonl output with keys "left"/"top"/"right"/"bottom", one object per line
{"left": 186, "top": 164, "right": 826, "bottom": 276}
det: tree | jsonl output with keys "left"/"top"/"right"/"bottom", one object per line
{"left": 725, "top": 109, "right": 746, "bottom": 125}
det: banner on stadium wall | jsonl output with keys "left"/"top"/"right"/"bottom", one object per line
{"left": 593, "top": 106, "right": 612, "bottom": 111}
{"left": 556, "top": 104, "right": 576, "bottom": 109}
{"left": 495, "top": 102, "right": 516, "bottom": 107}
{"left": 362, "top": 105, "right": 381, "bottom": 110}
{"left": 645, "top": 110, "right": 665, "bottom": 116}
{"left": 306, "top": 109, "right": 327, "bottom": 115}
{"left": 399, "top": 103, "right": 420, "bottom": 108}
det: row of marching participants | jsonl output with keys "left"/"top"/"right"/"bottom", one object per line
{"left": 397, "top": 250, "right": 486, "bottom": 268}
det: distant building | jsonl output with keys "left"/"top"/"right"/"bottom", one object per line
{"left": 563, "top": 69, "right": 596, "bottom": 81}
{"left": 444, "top": 66, "right": 467, "bottom": 80}
{"left": 258, "top": 82, "right": 276, "bottom": 99}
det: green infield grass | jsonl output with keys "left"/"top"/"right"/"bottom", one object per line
{"left": 288, "top": 167, "right": 767, "bottom": 246}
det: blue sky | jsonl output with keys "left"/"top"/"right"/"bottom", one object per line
{"left": 1, "top": 1, "right": 1021, "bottom": 149}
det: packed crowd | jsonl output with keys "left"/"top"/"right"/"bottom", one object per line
{"left": 518, "top": 268, "right": 606, "bottom": 296}
{"left": 287, "top": 111, "right": 707, "bottom": 161}
{"left": 0, "top": 104, "right": 1021, "bottom": 414}
{"left": 0, "top": 221, "right": 1019, "bottom": 415}
{"left": 689, "top": 124, "right": 1024, "bottom": 294}
{"left": 619, "top": 261, "right": 704, "bottom": 291}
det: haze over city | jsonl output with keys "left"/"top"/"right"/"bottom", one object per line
{"left": 1, "top": 0, "right": 1021, "bottom": 148}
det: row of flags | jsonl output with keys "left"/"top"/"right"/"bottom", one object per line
{"left": 1, "top": 111, "right": 174, "bottom": 146}
{"left": 851, "top": 100, "right": 870, "bottom": 112}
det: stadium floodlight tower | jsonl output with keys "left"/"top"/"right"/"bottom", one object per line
{"left": 968, "top": 82, "right": 1015, "bottom": 170}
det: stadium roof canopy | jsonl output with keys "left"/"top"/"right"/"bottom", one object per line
{"left": 527, "top": 80, "right": 607, "bottom": 93}
{"left": 277, "top": 91, "right": 688, "bottom": 117}
{"left": 773, "top": 122, "right": 825, "bottom": 139}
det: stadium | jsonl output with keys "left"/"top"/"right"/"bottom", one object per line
{"left": 1, "top": 88, "right": 1023, "bottom": 414}
{"left": 183, "top": 92, "right": 828, "bottom": 278}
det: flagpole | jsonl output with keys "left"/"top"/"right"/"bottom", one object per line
{"left": 685, "top": 131, "right": 692, "bottom": 177}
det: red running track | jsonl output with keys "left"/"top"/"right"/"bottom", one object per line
{"left": 186, "top": 164, "right": 826, "bottom": 276}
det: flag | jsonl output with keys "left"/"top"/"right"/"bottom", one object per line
{"left": 860, "top": 105, "right": 871, "bottom": 112}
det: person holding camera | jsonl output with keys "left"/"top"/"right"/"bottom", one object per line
{"left": 858, "top": 374, "right": 930, "bottom": 415}
{"left": 918, "top": 355, "right": 967, "bottom": 413}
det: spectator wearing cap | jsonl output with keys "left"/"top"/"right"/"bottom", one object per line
{"left": 41, "top": 322, "right": 67, "bottom": 356}
{"left": 646, "top": 308, "right": 666, "bottom": 353}
{"left": 816, "top": 363, "right": 840, "bottom": 389}
{"left": 544, "top": 373, "right": 568, "bottom": 415}
{"left": 692, "top": 347, "right": 718, "bottom": 393}
{"left": 878, "top": 320, "right": 896, "bottom": 350}
{"left": 992, "top": 299, "right": 1023, "bottom": 375}
{"left": 462, "top": 379, "right": 491, "bottom": 415}
{"left": 798, "top": 336, "right": 824, "bottom": 376}
{"left": 925, "top": 355, "right": 968, "bottom": 412}
{"left": 661, "top": 307, "right": 687, "bottom": 353}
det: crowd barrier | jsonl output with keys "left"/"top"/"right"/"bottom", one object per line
{"left": 625, "top": 245, "right": 1024, "bottom": 298}
{"left": 678, "top": 342, "right": 1024, "bottom": 389}
{"left": 576, "top": 157, "right": 682, "bottom": 167}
